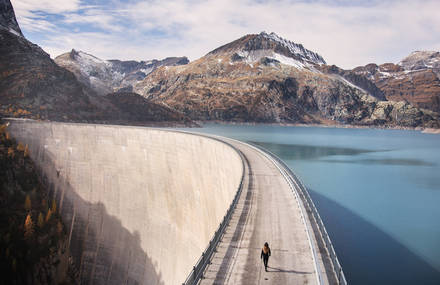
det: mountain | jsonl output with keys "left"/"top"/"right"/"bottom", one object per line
{"left": 0, "top": 24, "right": 110, "bottom": 121}
{"left": 0, "top": 0, "right": 22, "bottom": 37}
{"left": 55, "top": 49, "right": 189, "bottom": 95}
{"left": 135, "top": 32, "right": 439, "bottom": 128}
{"left": 104, "top": 92, "right": 194, "bottom": 125}
{"left": 352, "top": 51, "right": 440, "bottom": 113}
{"left": 0, "top": 0, "right": 192, "bottom": 126}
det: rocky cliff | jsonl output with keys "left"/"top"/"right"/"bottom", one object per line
{"left": 352, "top": 51, "right": 440, "bottom": 113}
{"left": 135, "top": 32, "right": 439, "bottom": 128}
{"left": 0, "top": 0, "right": 22, "bottom": 37}
{"left": 55, "top": 49, "right": 189, "bottom": 95}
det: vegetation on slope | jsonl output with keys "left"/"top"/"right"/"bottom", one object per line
{"left": 0, "top": 122, "right": 77, "bottom": 284}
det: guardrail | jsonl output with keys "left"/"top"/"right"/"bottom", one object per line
{"left": 249, "top": 143, "right": 348, "bottom": 285}
{"left": 181, "top": 136, "right": 246, "bottom": 285}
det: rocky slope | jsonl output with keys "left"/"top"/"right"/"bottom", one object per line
{"left": 352, "top": 51, "right": 440, "bottom": 113}
{"left": 0, "top": 0, "right": 22, "bottom": 37}
{"left": 55, "top": 49, "right": 189, "bottom": 95}
{"left": 0, "top": 0, "right": 193, "bottom": 126}
{"left": 104, "top": 92, "right": 195, "bottom": 126}
{"left": 135, "top": 32, "right": 439, "bottom": 128}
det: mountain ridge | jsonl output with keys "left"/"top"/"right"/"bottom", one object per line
{"left": 135, "top": 32, "right": 438, "bottom": 128}
{"left": 54, "top": 49, "right": 189, "bottom": 95}
{"left": 352, "top": 51, "right": 440, "bottom": 113}
{"left": 209, "top": 32, "right": 326, "bottom": 66}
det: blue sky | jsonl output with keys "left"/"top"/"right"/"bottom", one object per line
{"left": 10, "top": 0, "right": 440, "bottom": 68}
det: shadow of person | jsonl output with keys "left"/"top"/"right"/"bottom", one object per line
{"left": 267, "top": 266, "right": 313, "bottom": 274}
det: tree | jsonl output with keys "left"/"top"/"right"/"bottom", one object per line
{"left": 37, "top": 212, "right": 44, "bottom": 228}
{"left": 16, "top": 142, "right": 25, "bottom": 152}
{"left": 45, "top": 208, "right": 52, "bottom": 223}
{"left": 57, "top": 221, "right": 63, "bottom": 235}
{"left": 24, "top": 144, "right": 29, "bottom": 157}
{"left": 51, "top": 199, "right": 57, "bottom": 213}
{"left": 7, "top": 147, "right": 14, "bottom": 158}
{"left": 24, "top": 195, "right": 31, "bottom": 211}
{"left": 24, "top": 213, "right": 34, "bottom": 239}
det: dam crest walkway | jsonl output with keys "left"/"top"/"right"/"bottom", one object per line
{"left": 197, "top": 137, "right": 338, "bottom": 285}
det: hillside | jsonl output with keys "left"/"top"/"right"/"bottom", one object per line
{"left": 352, "top": 51, "right": 440, "bottom": 113}
{"left": 55, "top": 49, "right": 189, "bottom": 95}
{"left": 135, "top": 32, "right": 439, "bottom": 128}
{"left": 0, "top": 122, "right": 78, "bottom": 284}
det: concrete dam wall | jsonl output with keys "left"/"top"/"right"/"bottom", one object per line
{"left": 7, "top": 120, "right": 243, "bottom": 285}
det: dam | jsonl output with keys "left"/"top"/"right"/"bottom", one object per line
{"left": 7, "top": 119, "right": 344, "bottom": 285}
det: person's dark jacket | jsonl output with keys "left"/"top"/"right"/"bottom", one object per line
{"left": 261, "top": 247, "right": 271, "bottom": 259}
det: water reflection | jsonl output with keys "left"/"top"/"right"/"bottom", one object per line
{"left": 320, "top": 158, "right": 435, "bottom": 167}
{"left": 310, "top": 190, "right": 440, "bottom": 285}
{"left": 250, "top": 141, "right": 376, "bottom": 160}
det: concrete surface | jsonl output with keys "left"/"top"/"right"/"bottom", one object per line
{"left": 7, "top": 120, "right": 243, "bottom": 285}
{"left": 199, "top": 138, "right": 336, "bottom": 285}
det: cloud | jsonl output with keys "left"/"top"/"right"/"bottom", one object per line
{"left": 10, "top": 0, "right": 440, "bottom": 68}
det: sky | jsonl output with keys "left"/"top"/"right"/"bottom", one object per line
{"left": 10, "top": 0, "right": 440, "bottom": 69}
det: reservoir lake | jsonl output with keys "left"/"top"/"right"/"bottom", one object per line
{"left": 187, "top": 124, "right": 440, "bottom": 284}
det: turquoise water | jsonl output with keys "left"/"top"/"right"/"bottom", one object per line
{"left": 187, "top": 124, "right": 440, "bottom": 284}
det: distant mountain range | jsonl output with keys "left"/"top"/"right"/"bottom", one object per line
{"left": 0, "top": 0, "right": 193, "bottom": 126}
{"left": 55, "top": 49, "right": 188, "bottom": 95}
{"left": 1, "top": 0, "right": 439, "bottom": 129}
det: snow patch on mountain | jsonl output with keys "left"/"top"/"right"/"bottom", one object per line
{"left": 55, "top": 50, "right": 189, "bottom": 95}
{"left": 398, "top": 51, "right": 440, "bottom": 71}
{"left": 260, "top": 32, "right": 326, "bottom": 65}
{"left": 271, "top": 53, "right": 305, "bottom": 69}
{"left": 235, "top": 49, "right": 308, "bottom": 70}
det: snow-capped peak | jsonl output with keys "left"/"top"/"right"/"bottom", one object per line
{"left": 398, "top": 50, "right": 440, "bottom": 71}
{"left": 258, "top": 32, "right": 326, "bottom": 65}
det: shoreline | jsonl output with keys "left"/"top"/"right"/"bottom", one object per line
{"left": 193, "top": 120, "right": 440, "bottom": 134}
{"left": 4, "top": 117, "right": 440, "bottom": 134}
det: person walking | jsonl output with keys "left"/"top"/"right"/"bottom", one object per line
{"left": 261, "top": 242, "right": 271, "bottom": 272}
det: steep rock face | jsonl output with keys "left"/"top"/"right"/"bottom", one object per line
{"left": 318, "top": 65, "right": 386, "bottom": 100}
{"left": 55, "top": 49, "right": 189, "bottom": 95}
{"left": 352, "top": 51, "right": 440, "bottom": 113}
{"left": 0, "top": 0, "right": 22, "bottom": 37}
{"left": 136, "top": 32, "right": 438, "bottom": 128}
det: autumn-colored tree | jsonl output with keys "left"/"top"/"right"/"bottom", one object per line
{"left": 45, "top": 208, "right": 52, "bottom": 223}
{"left": 51, "top": 199, "right": 57, "bottom": 213}
{"left": 41, "top": 198, "right": 47, "bottom": 210}
{"left": 5, "top": 132, "right": 10, "bottom": 140}
{"left": 37, "top": 212, "right": 44, "bottom": 228}
{"left": 24, "top": 213, "right": 34, "bottom": 239}
{"left": 24, "top": 194, "right": 31, "bottom": 211}
{"left": 0, "top": 124, "right": 6, "bottom": 134}
{"left": 57, "top": 221, "right": 63, "bottom": 235}
{"left": 16, "top": 142, "right": 25, "bottom": 152}
{"left": 24, "top": 144, "right": 29, "bottom": 157}
{"left": 7, "top": 147, "right": 14, "bottom": 157}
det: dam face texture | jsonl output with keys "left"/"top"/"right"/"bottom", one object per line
{"left": 7, "top": 120, "right": 243, "bottom": 285}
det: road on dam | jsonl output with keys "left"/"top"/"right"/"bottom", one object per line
{"left": 198, "top": 137, "right": 335, "bottom": 285}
